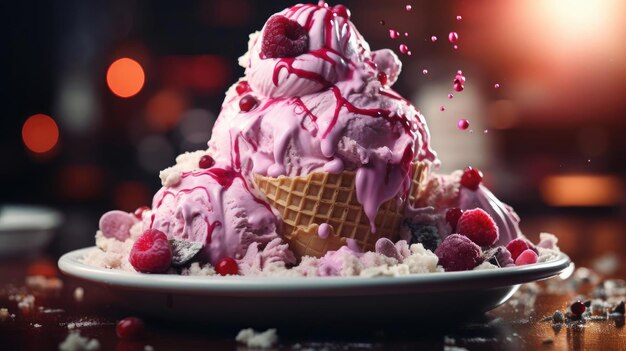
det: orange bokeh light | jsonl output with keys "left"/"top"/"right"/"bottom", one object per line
{"left": 106, "top": 58, "right": 145, "bottom": 98}
{"left": 145, "top": 89, "right": 187, "bottom": 131}
{"left": 22, "top": 114, "right": 59, "bottom": 153}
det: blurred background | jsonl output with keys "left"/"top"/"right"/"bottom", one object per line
{"left": 1, "top": 0, "right": 624, "bottom": 266}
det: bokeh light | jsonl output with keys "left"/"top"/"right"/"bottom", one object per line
{"left": 106, "top": 58, "right": 145, "bottom": 98}
{"left": 137, "top": 135, "right": 175, "bottom": 172}
{"left": 145, "top": 89, "right": 187, "bottom": 131}
{"left": 113, "top": 180, "right": 151, "bottom": 212}
{"left": 22, "top": 114, "right": 60, "bottom": 153}
{"left": 541, "top": 174, "right": 624, "bottom": 207}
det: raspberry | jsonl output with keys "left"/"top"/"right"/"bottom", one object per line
{"left": 460, "top": 166, "right": 483, "bottom": 190}
{"left": 129, "top": 229, "right": 172, "bottom": 273}
{"left": 506, "top": 238, "right": 537, "bottom": 260}
{"left": 514, "top": 249, "right": 538, "bottom": 266}
{"left": 199, "top": 155, "right": 215, "bottom": 169}
{"left": 435, "top": 234, "right": 482, "bottom": 271}
{"left": 261, "top": 15, "right": 309, "bottom": 58}
{"left": 116, "top": 317, "right": 144, "bottom": 340}
{"left": 239, "top": 95, "right": 258, "bottom": 112}
{"left": 456, "top": 208, "right": 499, "bottom": 247}
{"left": 215, "top": 257, "right": 239, "bottom": 276}
{"left": 445, "top": 207, "right": 463, "bottom": 232}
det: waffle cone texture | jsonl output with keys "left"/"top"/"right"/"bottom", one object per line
{"left": 254, "top": 162, "right": 429, "bottom": 258}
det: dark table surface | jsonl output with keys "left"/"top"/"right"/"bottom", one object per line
{"left": 1, "top": 215, "right": 625, "bottom": 351}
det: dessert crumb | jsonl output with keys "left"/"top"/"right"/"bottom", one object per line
{"left": 17, "top": 294, "right": 35, "bottom": 310}
{"left": 0, "top": 308, "right": 9, "bottom": 321}
{"left": 58, "top": 331, "right": 100, "bottom": 351}
{"left": 236, "top": 328, "right": 278, "bottom": 349}
{"left": 26, "top": 275, "right": 63, "bottom": 290}
{"left": 74, "top": 287, "right": 85, "bottom": 302}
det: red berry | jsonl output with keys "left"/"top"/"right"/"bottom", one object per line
{"left": 235, "top": 81, "right": 250, "bottom": 95}
{"left": 116, "top": 317, "right": 144, "bottom": 340}
{"left": 239, "top": 95, "right": 257, "bottom": 112}
{"left": 332, "top": 5, "right": 351, "bottom": 19}
{"left": 506, "top": 238, "right": 537, "bottom": 260}
{"left": 435, "top": 234, "right": 482, "bottom": 271}
{"left": 215, "top": 257, "right": 239, "bottom": 276}
{"left": 133, "top": 206, "right": 149, "bottom": 220}
{"left": 199, "top": 155, "right": 215, "bottom": 169}
{"left": 445, "top": 207, "right": 463, "bottom": 232}
{"left": 514, "top": 249, "right": 538, "bottom": 266}
{"left": 377, "top": 71, "right": 388, "bottom": 85}
{"left": 456, "top": 208, "right": 499, "bottom": 247}
{"left": 129, "top": 229, "right": 172, "bottom": 273}
{"left": 570, "top": 301, "right": 586, "bottom": 316}
{"left": 460, "top": 166, "right": 483, "bottom": 190}
{"left": 261, "top": 15, "right": 309, "bottom": 58}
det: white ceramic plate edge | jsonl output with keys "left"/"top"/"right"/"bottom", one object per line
{"left": 59, "top": 247, "right": 571, "bottom": 297}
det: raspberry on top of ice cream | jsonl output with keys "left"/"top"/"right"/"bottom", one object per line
{"left": 244, "top": 3, "right": 370, "bottom": 98}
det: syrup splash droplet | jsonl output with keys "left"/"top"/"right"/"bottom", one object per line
{"left": 494, "top": 83, "right": 500, "bottom": 89}
{"left": 457, "top": 119, "right": 470, "bottom": 130}
{"left": 406, "top": 4, "right": 412, "bottom": 11}
{"left": 399, "top": 44, "right": 409, "bottom": 54}
{"left": 453, "top": 71, "right": 466, "bottom": 92}
{"left": 448, "top": 93, "right": 454, "bottom": 99}
{"left": 404, "top": 32, "right": 409, "bottom": 37}
{"left": 456, "top": 15, "right": 462, "bottom": 21}
{"left": 453, "top": 81, "right": 464, "bottom": 92}
{"left": 389, "top": 30, "right": 400, "bottom": 39}
{"left": 422, "top": 69, "right": 428, "bottom": 75}
{"left": 431, "top": 36, "right": 437, "bottom": 42}
{"left": 379, "top": 20, "right": 386, "bottom": 26}
{"left": 484, "top": 129, "right": 489, "bottom": 134}
{"left": 440, "top": 106, "right": 446, "bottom": 111}
{"left": 453, "top": 45, "right": 459, "bottom": 50}
{"left": 448, "top": 32, "right": 459, "bottom": 43}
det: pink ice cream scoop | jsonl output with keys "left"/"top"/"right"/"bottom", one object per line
{"left": 146, "top": 164, "right": 279, "bottom": 265}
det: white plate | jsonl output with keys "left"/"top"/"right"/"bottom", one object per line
{"left": 0, "top": 205, "right": 63, "bottom": 258}
{"left": 59, "top": 247, "right": 571, "bottom": 325}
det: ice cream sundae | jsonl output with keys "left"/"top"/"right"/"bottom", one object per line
{"left": 83, "top": 2, "right": 560, "bottom": 277}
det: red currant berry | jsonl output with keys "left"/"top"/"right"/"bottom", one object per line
{"left": 215, "top": 257, "right": 239, "bottom": 276}
{"left": 133, "top": 206, "right": 149, "bottom": 220}
{"left": 199, "top": 155, "right": 215, "bottom": 169}
{"left": 235, "top": 81, "right": 250, "bottom": 95}
{"left": 460, "top": 166, "right": 483, "bottom": 190}
{"left": 239, "top": 95, "right": 257, "bottom": 112}
{"left": 116, "top": 317, "right": 144, "bottom": 340}
{"left": 445, "top": 207, "right": 463, "bottom": 232}
{"left": 332, "top": 5, "right": 351, "bottom": 19}
{"left": 377, "top": 71, "right": 388, "bottom": 86}
{"left": 570, "top": 301, "right": 586, "bottom": 316}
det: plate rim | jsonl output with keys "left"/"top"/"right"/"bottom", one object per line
{"left": 58, "top": 247, "right": 571, "bottom": 296}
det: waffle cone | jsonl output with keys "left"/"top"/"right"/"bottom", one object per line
{"left": 254, "top": 162, "right": 429, "bottom": 258}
